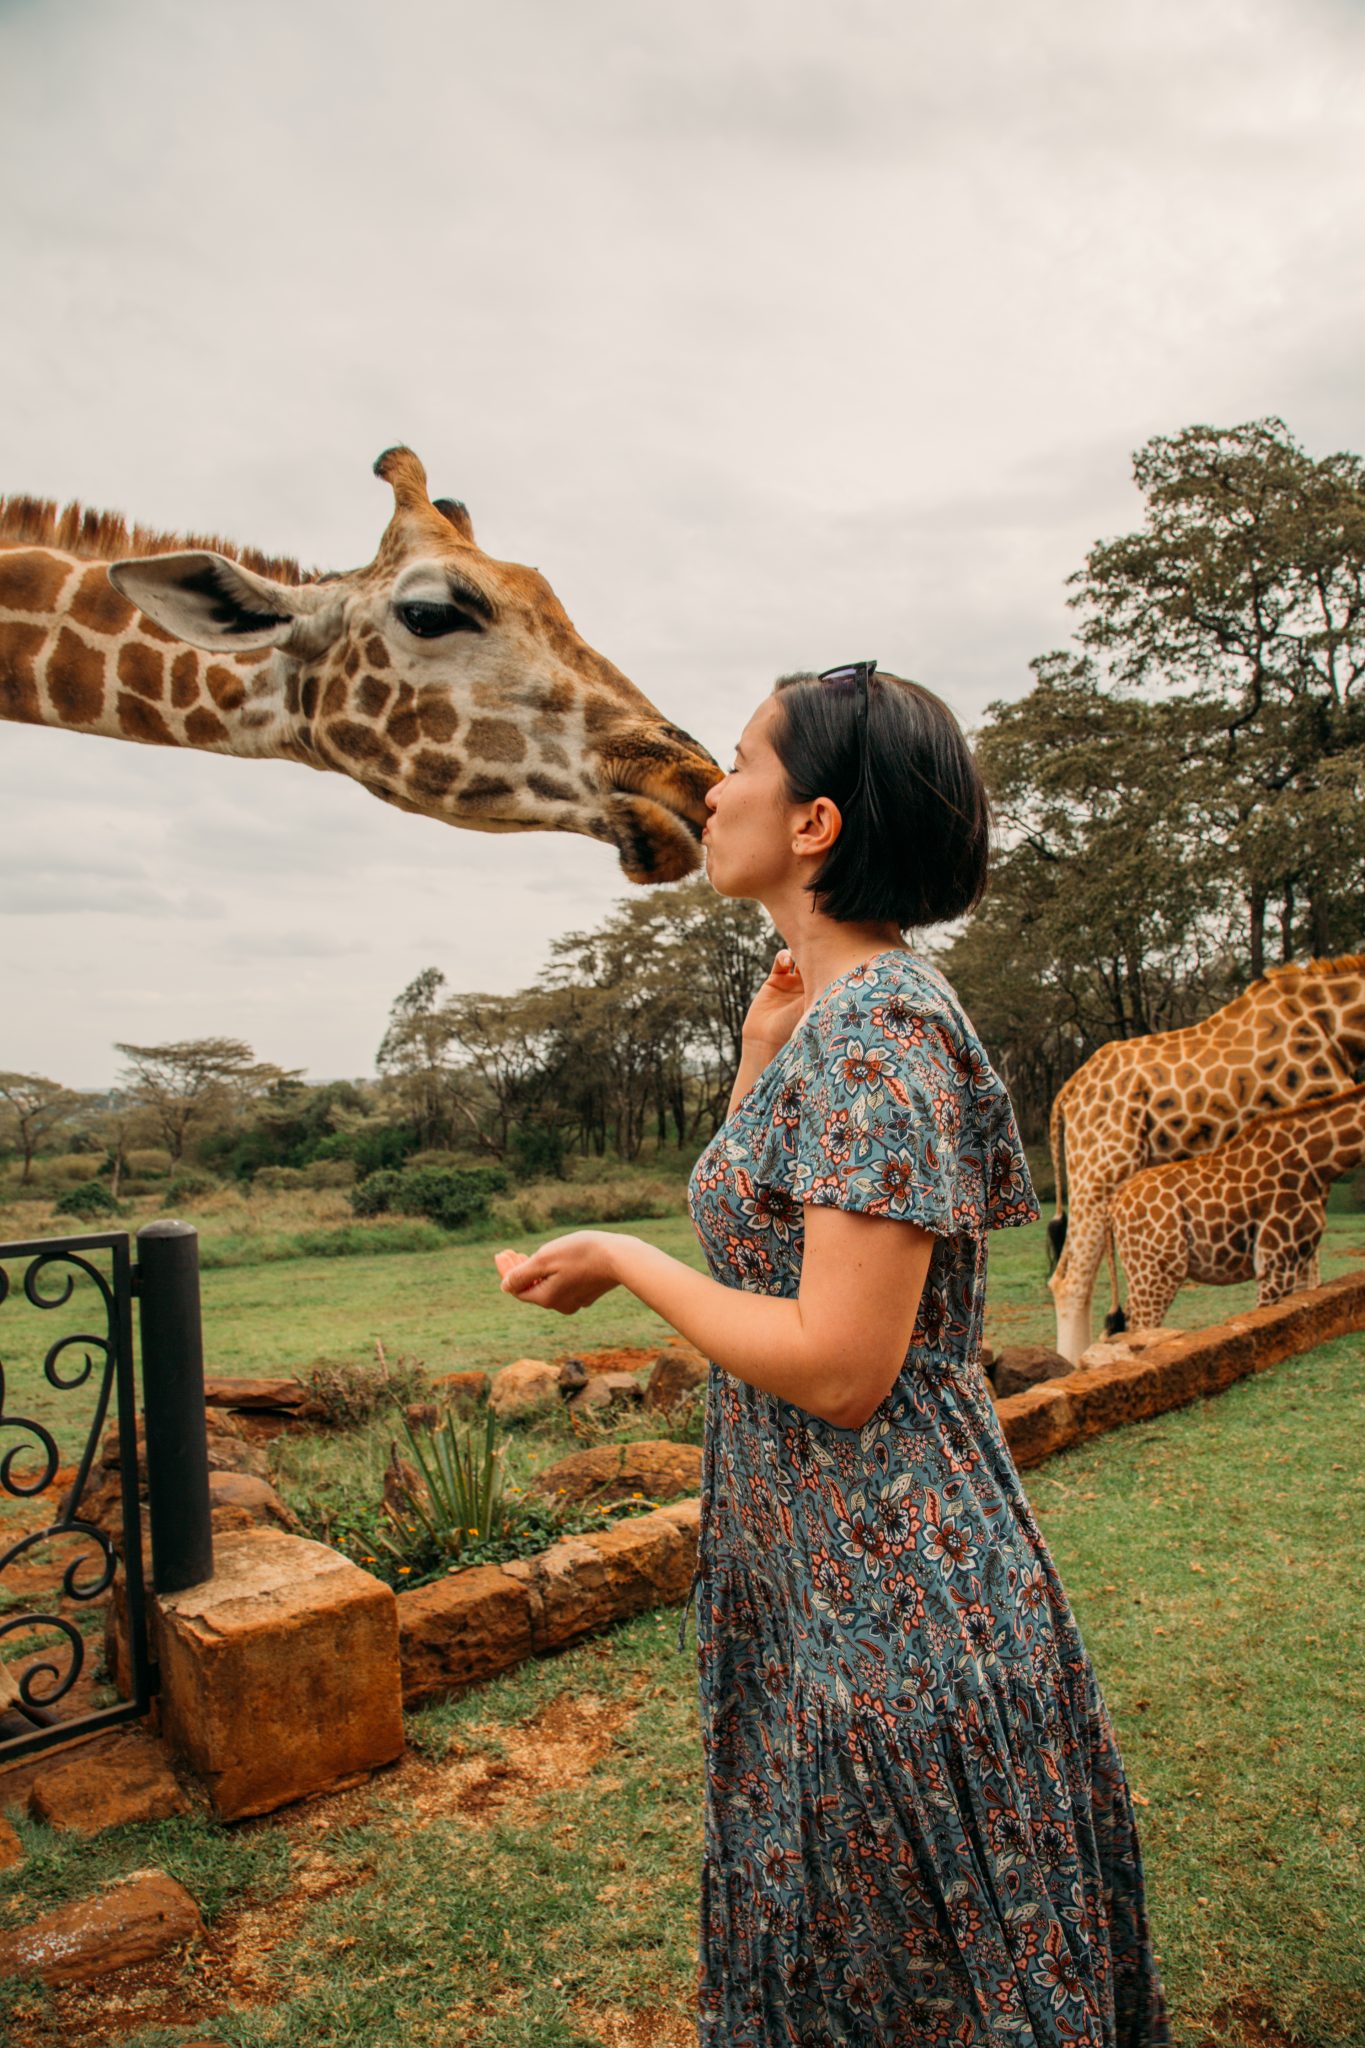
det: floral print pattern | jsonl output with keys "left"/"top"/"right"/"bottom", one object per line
{"left": 684, "top": 950, "right": 1168, "bottom": 2046}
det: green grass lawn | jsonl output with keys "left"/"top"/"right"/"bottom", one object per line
{"left": 0, "top": 1201, "right": 1362, "bottom": 2043}
{"left": 0, "top": 1289, "right": 1359, "bottom": 2042}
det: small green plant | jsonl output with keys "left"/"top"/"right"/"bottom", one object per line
{"left": 53, "top": 1180, "right": 121, "bottom": 1220}
{"left": 162, "top": 1169, "right": 218, "bottom": 1207}
{"left": 384, "top": 1404, "right": 513, "bottom": 1562}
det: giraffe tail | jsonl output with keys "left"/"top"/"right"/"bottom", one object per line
{"left": 1045, "top": 1086, "right": 1068, "bottom": 1276}
{"left": 1101, "top": 1217, "right": 1127, "bottom": 1335}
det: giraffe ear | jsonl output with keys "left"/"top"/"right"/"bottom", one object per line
{"left": 107, "top": 551, "right": 326, "bottom": 651}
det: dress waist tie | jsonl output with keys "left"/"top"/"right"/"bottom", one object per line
{"left": 675, "top": 1563, "right": 702, "bottom": 1652}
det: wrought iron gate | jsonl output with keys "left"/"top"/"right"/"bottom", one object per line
{"left": 0, "top": 1231, "right": 151, "bottom": 1760}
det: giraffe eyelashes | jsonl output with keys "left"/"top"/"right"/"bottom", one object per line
{"left": 397, "top": 598, "right": 486, "bottom": 639}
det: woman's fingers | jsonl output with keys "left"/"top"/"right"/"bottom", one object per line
{"left": 494, "top": 1248, "right": 523, "bottom": 1280}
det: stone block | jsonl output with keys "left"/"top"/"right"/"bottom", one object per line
{"left": 202, "top": 1376, "right": 311, "bottom": 1413}
{"left": 991, "top": 1343, "right": 1072, "bottom": 1400}
{"left": 396, "top": 1565, "right": 533, "bottom": 1706}
{"left": 154, "top": 1530, "right": 404, "bottom": 1820}
{"left": 28, "top": 1729, "right": 190, "bottom": 1834}
{"left": 532, "top": 1440, "right": 702, "bottom": 1507}
{"left": 0, "top": 1868, "right": 202, "bottom": 1986}
{"left": 504, "top": 1506, "right": 690, "bottom": 1653}
{"left": 644, "top": 1346, "right": 708, "bottom": 1411}
{"left": 488, "top": 1358, "right": 560, "bottom": 1420}
{"left": 998, "top": 1383, "right": 1077, "bottom": 1468}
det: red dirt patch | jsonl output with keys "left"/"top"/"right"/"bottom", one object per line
{"left": 1195, "top": 1995, "right": 1309, "bottom": 2048}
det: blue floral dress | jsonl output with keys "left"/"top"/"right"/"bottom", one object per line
{"left": 682, "top": 949, "right": 1168, "bottom": 2047}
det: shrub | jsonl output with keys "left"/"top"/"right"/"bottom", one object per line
{"left": 350, "top": 1162, "right": 509, "bottom": 1231}
{"left": 126, "top": 1148, "right": 173, "bottom": 1178}
{"left": 305, "top": 1347, "right": 433, "bottom": 1428}
{"left": 253, "top": 1166, "right": 307, "bottom": 1192}
{"left": 54, "top": 1180, "right": 121, "bottom": 1220}
{"left": 162, "top": 1170, "right": 219, "bottom": 1207}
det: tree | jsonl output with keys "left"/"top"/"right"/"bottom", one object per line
{"left": 1072, "top": 417, "right": 1365, "bottom": 974}
{"left": 112, "top": 1039, "right": 298, "bottom": 1163}
{"left": 375, "top": 970, "right": 461, "bottom": 1151}
{"left": 0, "top": 1073, "right": 91, "bottom": 1185}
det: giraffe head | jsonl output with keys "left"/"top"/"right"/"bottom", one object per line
{"left": 106, "top": 447, "right": 720, "bottom": 883}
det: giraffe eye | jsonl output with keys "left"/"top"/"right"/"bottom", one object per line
{"left": 397, "top": 599, "right": 484, "bottom": 639}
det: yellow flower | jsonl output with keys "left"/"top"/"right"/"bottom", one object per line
{"left": 468, "top": 1526, "right": 479, "bottom": 1535}
{"left": 399, "top": 1566, "right": 411, "bottom": 1574}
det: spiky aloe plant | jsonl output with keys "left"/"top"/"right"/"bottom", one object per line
{"left": 383, "top": 1404, "right": 511, "bottom": 1561}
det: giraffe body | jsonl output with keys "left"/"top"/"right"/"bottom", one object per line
{"left": 1108, "top": 1082, "right": 1365, "bottom": 1325}
{"left": 0, "top": 448, "right": 720, "bottom": 884}
{"left": 1048, "top": 957, "right": 1365, "bottom": 1361}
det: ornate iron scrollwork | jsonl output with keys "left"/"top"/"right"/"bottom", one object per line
{"left": 0, "top": 1232, "right": 149, "bottom": 1758}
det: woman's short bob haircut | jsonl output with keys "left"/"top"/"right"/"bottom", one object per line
{"left": 771, "top": 668, "right": 990, "bottom": 931}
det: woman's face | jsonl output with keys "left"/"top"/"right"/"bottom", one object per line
{"left": 702, "top": 693, "right": 800, "bottom": 900}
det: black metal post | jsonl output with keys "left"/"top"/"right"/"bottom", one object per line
{"left": 136, "top": 1220, "right": 214, "bottom": 1594}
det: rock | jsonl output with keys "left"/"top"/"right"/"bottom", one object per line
{"left": 996, "top": 1382, "right": 1079, "bottom": 1469}
{"left": 488, "top": 1359, "right": 560, "bottom": 1421}
{"left": 432, "top": 1370, "right": 490, "bottom": 1406}
{"left": 0, "top": 1817, "right": 23, "bottom": 1869}
{"left": 202, "top": 1376, "right": 310, "bottom": 1413}
{"left": 397, "top": 1565, "right": 534, "bottom": 1705}
{"left": 979, "top": 1345, "right": 996, "bottom": 1372}
{"left": 531, "top": 1439, "right": 702, "bottom": 1507}
{"left": 1077, "top": 1328, "right": 1171, "bottom": 1372}
{"left": 0, "top": 1868, "right": 203, "bottom": 1986}
{"left": 566, "top": 1370, "right": 644, "bottom": 1414}
{"left": 503, "top": 1500, "right": 699, "bottom": 1653}
{"left": 208, "top": 1470, "right": 300, "bottom": 1535}
{"left": 29, "top": 1730, "right": 190, "bottom": 1834}
{"left": 155, "top": 1530, "right": 404, "bottom": 1821}
{"left": 991, "top": 1344, "right": 1073, "bottom": 1400}
{"left": 643, "top": 1346, "right": 708, "bottom": 1411}
{"left": 557, "top": 1357, "right": 590, "bottom": 1393}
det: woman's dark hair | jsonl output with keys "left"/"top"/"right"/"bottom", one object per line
{"left": 770, "top": 669, "right": 990, "bottom": 930}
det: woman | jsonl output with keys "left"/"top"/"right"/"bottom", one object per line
{"left": 495, "top": 663, "right": 1169, "bottom": 2047}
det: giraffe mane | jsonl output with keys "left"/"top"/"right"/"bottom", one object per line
{"left": 1232, "top": 950, "right": 1365, "bottom": 1006}
{"left": 0, "top": 493, "right": 313, "bottom": 586}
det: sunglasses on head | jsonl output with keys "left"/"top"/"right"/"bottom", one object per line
{"left": 817, "top": 659, "right": 878, "bottom": 790}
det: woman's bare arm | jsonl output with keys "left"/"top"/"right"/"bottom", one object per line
{"left": 604, "top": 1205, "right": 934, "bottom": 1429}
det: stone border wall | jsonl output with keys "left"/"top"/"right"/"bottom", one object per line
{"left": 996, "top": 1268, "right": 1365, "bottom": 1468}
{"left": 396, "top": 1269, "right": 1365, "bottom": 1705}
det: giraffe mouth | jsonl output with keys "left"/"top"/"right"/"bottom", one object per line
{"left": 602, "top": 786, "right": 708, "bottom": 884}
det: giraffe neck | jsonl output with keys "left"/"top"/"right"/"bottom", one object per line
{"left": 0, "top": 543, "right": 299, "bottom": 760}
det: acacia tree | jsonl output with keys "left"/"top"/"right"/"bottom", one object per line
{"left": 1072, "top": 417, "right": 1365, "bottom": 974}
{"left": 375, "top": 969, "right": 461, "bottom": 1150}
{"left": 0, "top": 1073, "right": 91, "bottom": 1185}
{"left": 112, "top": 1039, "right": 297, "bottom": 1163}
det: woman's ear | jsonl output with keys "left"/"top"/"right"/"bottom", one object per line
{"left": 792, "top": 795, "right": 843, "bottom": 860}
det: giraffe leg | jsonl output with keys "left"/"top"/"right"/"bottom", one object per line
{"left": 1047, "top": 1193, "right": 1110, "bottom": 1364}
{"left": 1112, "top": 1202, "right": 1184, "bottom": 1330}
{"left": 1253, "top": 1201, "right": 1326, "bottom": 1307}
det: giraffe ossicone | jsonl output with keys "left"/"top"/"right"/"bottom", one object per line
{"left": 0, "top": 446, "right": 721, "bottom": 885}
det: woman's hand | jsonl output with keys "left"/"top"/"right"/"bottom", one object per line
{"left": 741, "top": 948, "right": 806, "bottom": 1051}
{"left": 494, "top": 1232, "right": 626, "bottom": 1315}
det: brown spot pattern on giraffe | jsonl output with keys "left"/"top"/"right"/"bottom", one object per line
{"left": 0, "top": 549, "right": 70, "bottom": 615}
{"left": 356, "top": 676, "right": 391, "bottom": 720}
{"left": 116, "top": 693, "right": 174, "bottom": 745}
{"left": 466, "top": 717, "right": 526, "bottom": 763}
{"left": 171, "top": 651, "right": 200, "bottom": 709}
{"left": 329, "top": 720, "right": 399, "bottom": 772}
{"left": 417, "top": 697, "right": 458, "bottom": 744}
{"left": 47, "top": 627, "right": 105, "bottom": 724}
{"left": 528, "top": 771, "right": 577, "bottom": 804}
{"left": 364, "top": 636, "right": 390, "bottom": 669}
{"left": 0, "top": 621, "right": 46, "bottom": 722}
{"left": 408, "top": 749, "right": 461, "bottom": 796}
{"left": 207, "top": 665, "right": 246, "bottom": 712}
{"left": 70, "top": 566, "right": 135, "bottom": 636}
{"left": 323, "top": 675, "right": 347, "bottom": 717}
{"left": 461, "top": 774, "right": 514, "bottom": 804}
{"left": 117, "top": 641, "right": 164, "bottom": 702}
{"left": 185, "top": 706, "right": 230, "bottom": 747}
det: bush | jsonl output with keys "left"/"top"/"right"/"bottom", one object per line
{"left": 162, "top": 1170, "right": 219, "bottom": 1207}
{"left": 305, "top": 1348, "right": 432, "bottom": 1427}
{"left": 510, "top": 1122, "right": 570, "bottom": 1181}
{"left": 253, "top": 1166, "right": 307, "bottom": 1192}
{"left": 351, "top": 1162, "right": 509, "bottom": 1231}
{"left": 126, "top": 1148, "right": 173, "bottom": 1178}
{"left": 54, "top": 1180, "right": 121, "bottom": 1220}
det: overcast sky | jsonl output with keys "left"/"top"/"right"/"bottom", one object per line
{"left": 3, "top": 0, "right": 1364, "bottom": 1087}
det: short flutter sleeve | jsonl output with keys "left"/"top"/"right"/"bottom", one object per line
{"left": 754, "top": 977, "right": 1039, "bottom": 1240}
